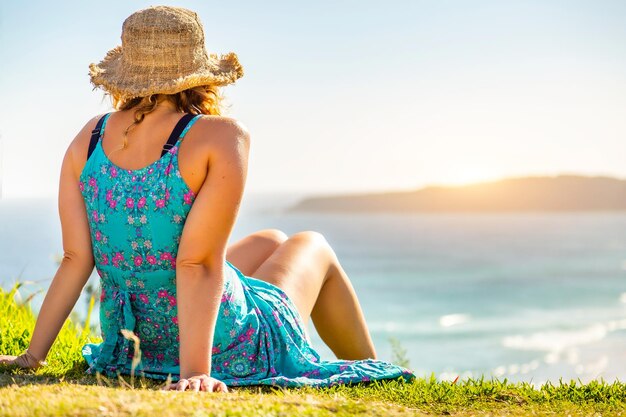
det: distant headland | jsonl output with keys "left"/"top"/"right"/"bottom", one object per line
{"left": 287, "top": 175, "right": 626, "bottom": 213}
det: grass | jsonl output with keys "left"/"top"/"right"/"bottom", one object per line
{"left": 1, "top": 282, "right": 626, "bottom": 416}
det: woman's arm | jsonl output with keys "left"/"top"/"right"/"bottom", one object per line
{"left": 1, "top": 131, "right": 96, "bottom": 367}
{"left": 173, "top": 118, "right": 250, "bottom": 388}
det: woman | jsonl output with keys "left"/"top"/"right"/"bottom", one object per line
{"left": 0, "top": 5, "right": 416, "bottom": 392}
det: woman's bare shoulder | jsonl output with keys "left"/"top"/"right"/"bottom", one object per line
{"left": 181, "top": 115, "right": 250, "bottom": 172}
{"left": 191, "top": 115, "right": 251, "bottom": 145}
{"left": 177, "top": 115, "right": 250, "bottom": 194}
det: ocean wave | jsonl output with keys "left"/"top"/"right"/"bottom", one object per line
{"left": 501, "top": 318, "right": 626, "bottom": 352}
{"left": 439, "top": 313, "right": 471, "bottom": 327}
{"left": 368, "top": 313, "right": 472, "bottom": 334}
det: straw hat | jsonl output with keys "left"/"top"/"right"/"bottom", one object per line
{"left": 89, "top": 5, "right": 244, "bottom": 99}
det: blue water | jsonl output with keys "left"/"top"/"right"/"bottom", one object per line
{"left": 2, "top": 194, "right": 626, "bottom": 384}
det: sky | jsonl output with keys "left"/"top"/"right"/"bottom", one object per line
{"left": 0, "top": 0, "right": 625, "bottom": 199}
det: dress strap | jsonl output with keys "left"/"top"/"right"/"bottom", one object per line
{"left": 161, "top": 114, "right": 201, "bottom": 157}
{"left": 87, "top": 113, "right": 111, "bottom": 160}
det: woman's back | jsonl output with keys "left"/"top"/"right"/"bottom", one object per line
{"left": 79, "top": 109, "right": 204, "bottom": 374}
{"left": 81, "top": 110, "right": 202, "bottom": 264}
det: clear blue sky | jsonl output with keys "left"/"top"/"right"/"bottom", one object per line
{"left": 1, "top": 0, "right": 625, "bottom": 198}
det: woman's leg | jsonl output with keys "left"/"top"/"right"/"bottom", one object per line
{"left": 225, "top": 229, "right": 289, "bottom": 276}
{"left": 250, "top": 231, "right": 377, "bottom": 360}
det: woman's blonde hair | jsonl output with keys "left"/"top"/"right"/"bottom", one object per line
{"left": 108, "top": 84, "right": 226, "bottom": 151}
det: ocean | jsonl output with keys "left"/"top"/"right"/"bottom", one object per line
{"left": 1, "top": 193, "right": 626, "bottom": 385}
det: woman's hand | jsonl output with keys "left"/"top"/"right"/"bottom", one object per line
{"left": 162, "top": 373, "right": 229, "bottom": 393}
{"left": 0, "top": 350, "right": 45, "bottom": 370}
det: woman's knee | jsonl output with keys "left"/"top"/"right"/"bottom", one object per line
{"left": 251, "top": 228, "right": 289, "bottom": 249}
{"left": 287, "top": 231, "right": 337, "bottom": 267}
{"left": 288, "top": 230, "right": 329, "bottom": 246}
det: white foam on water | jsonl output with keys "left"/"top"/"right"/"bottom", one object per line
{"left": 575, "top": 356, "right": 608, "bottom": 376}
{"left": 492, "top": 365, "right": 506, "bottom": 377}
{"left": 502, "top": 317, "right": 626, "bottom": 354}
{"left": 439, "top": 313, "right": 471, "bottom": 328}
{"left": 502, "top": 323, "right": 608, "bottom": 352}
{"left": 544, "top": 351, "right": 560, "bottom": 364}
{"left": 368, "top": 314, "right": 472, "bottom": 334}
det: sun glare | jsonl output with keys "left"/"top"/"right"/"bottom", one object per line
{"left": 432, "top": 171, "right": 503, "bottom": 188}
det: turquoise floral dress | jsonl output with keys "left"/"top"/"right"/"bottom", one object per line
{"left": 79, "top": 112, "right": 416, "bottom": 387}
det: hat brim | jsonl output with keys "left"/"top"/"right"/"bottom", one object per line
{"left": 89, "top": 45, "right": 244, "bottom": 99}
